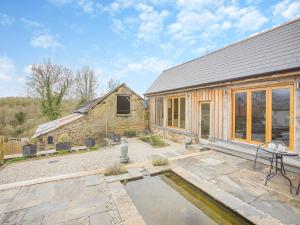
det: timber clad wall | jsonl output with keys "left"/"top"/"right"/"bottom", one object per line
{"left": 148, "top": 73, "right": 300, "bottom": 151}
{"left": 190, "top": 88, "right": 225, "bottom": 140}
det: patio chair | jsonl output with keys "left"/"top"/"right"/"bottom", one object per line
{"left": 253, "top": 141, "right": 286, "bottom": 170}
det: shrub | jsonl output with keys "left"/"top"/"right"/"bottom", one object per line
{"left": 104, "top": 163, "right": 127, "bottom": 176}
{"left": 152, "top": 157, "right": 169, "bottom": 167}
{"left": 151, "top": 135, "right": 166, "bottom": 146}
{"left": 99, "top": 137, "right": 108, "bottom": 147}
{"left": 89, "top": 145, "right": 99, "bottom": 151}
{"left": 139, "top": 135, "right": 168, "bottom": 147}
{"left": 124, "top": 129, "right": 136, "bottom": 138}
{"left": 57, "top": 133, "right": 71, "bottom": 143}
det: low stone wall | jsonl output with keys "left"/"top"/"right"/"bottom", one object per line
{"left": 150, "top": 126, "right": 198, "bottom": 143}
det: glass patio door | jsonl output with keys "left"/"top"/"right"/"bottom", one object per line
{"left": 200, "top": 103, "right": 210, "bottom": 139}
{"left": 232, "top": 84, "right": 294, "bottom": 149}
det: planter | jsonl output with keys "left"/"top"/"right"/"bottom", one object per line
{"left": 56, "top": 142, "right": 71, "bottom": 151}
{"left": 113, "top": 134, "right": 121, "bottom": 142}
{"left": 22, "top": 144, "right": 37, "bottom": 156}
{"left": 108, "top": 132, "right": 115, "bottom": 140}
{"left": 85, "top": 137, "right": 96, "bottom": 147}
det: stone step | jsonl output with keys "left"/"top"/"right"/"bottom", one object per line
{"left": 187, "top": 144, "right": 209, "bottom": 151}
{"left": 209, "top": 140, "right": 300, "bottom": 174}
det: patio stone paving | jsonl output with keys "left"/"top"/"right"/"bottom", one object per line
{"left": 0, "top": 175, "right": 119, "bottom": 225}
{"left": 0, "top": 138, "right": 186, "bottom": 184}
{"left": 173, "top": 150, "right": 300, "bottom": 225}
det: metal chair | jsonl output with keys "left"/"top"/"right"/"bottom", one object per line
{"left": 253, "top": 141, "right": 286, "bottom": 171}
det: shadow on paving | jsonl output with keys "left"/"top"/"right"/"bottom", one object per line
{"left": 174, "top": 150, "right": 300, "bottom": 225}
{"left": 0, "top": 175, "right": 116, "bottom": 225}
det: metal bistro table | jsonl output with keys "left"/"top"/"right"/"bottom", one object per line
{"left": 263, "top": 147, "right": 298, "bottom": 194}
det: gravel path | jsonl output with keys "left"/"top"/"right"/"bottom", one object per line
{"left": 0, "top": 138, "right": 184, "bottom": 184}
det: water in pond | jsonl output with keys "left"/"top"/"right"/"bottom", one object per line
{"left": 124, "top": 172, "right": 253, "bottom": 225}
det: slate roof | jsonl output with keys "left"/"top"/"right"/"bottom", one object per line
{"left": 146, "top": 18, "right": 300, "bottom": 95}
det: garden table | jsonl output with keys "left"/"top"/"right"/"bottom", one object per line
{"left": 263, "top": 147, "right": 298, "bottom": 194}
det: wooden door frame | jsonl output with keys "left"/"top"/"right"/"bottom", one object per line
{"left": 231, "top": 83, "right": 294, "bottom": 150}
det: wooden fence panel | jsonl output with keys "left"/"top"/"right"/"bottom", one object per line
{"left": 1, "top": 138, "right": 22, "bottom": 155}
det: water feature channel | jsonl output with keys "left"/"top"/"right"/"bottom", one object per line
{"left": 124, "top": 171, "right": 253, "bottom": 225}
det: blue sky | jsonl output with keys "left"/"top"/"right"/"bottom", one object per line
{"left": 0, "top": 0, "right": 299, "bottom": 97}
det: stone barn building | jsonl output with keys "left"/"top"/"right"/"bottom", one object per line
{"left": 34, "top": 83, "right": 147, "bottom": 149}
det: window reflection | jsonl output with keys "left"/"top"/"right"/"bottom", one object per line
{"left": 235, "top": 92, "right": 247, "bottom": 139}
{"left": 251, "top": 91, "right": 266, "bottom": 142}
{"left": 168, "top": 99, "right": 172, "bottom": 126}
{"left": 272, "top": 88, "right": 290, "bottom": 146}
{"left": 174, "top": 98, "right": 179, "bottom": 127}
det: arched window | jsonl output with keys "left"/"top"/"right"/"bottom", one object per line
{"left": 47, "top": 136, "right": 53, "bottom": 144}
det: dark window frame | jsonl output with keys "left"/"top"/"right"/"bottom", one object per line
{"left": 116, "top": 95, "right": 131, "bottom": 115}
{"left": 47, "top": 136, "right": 54, "bottom": 144}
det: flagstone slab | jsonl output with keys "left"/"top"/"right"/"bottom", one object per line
{"left": 249, "top": 191, "right": 300, "bottom": 224}
{"left": 89, "top": 212, "right": 113, "bottom": 225}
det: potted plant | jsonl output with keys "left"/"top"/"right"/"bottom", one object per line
{"left": 22, "top": 137, "right": 38, "bottom": 156}
{"left": 85, "top": 136, "right": 96, "bottom": 147}
{"left": 56, "top": 133, "right": 72, "bottom": 151}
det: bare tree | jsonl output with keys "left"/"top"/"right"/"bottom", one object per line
{"left": 26, "top": 59, "right": 73, "bottom": 120}
{"left": 75, "top": 66, "right": 98, "bottom": 104}
{"left": 107, "top": 77, "right": 120, "bottom": 91}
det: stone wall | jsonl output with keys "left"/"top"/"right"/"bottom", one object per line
{"left": 150, "top": 126, "right": 197, "bottom": 144}
{"left": 39, "top": 86, "right": 147, "bottom": 149}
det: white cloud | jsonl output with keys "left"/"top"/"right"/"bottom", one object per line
{"left": 176, "top": 0, "right": 221, "bottom": 10}
{"left": 20, "top": 18, "right": 43, "bottom": 28}
{"left": 126, "top": 57, "right": 173, "bottom": 74}
{"left": 235, "top": 7, "right": 268, "bottom": 32}
{"left": 31, "top": 33, "right": 63, "bottom": 49}
{"left": 49, "top": 0, "right": 102, "bottom": 15}
{"left": 0, "top": 56, "right": 14, "bottom": 80}
{"left": 168, "top": 1, "right": 268, "bottom": 44}
{"left": 99, "top": 56, "right": 173, "bottom": 82}
{"left": 112, "top": 19, "right": 125, "bottom": 33}
{"left": 168, "top": 10, "right": 218, "bottom": 42}
{"left": 192, "top": 44, "right": 217, "bottom": 56}
{"left": 24, "top": 65, "right": 33, "bottom": 75}
{"left": 273, "top": 0, "right": 300, "bottom": 19}
{"left": 135, "top": 3, "right": 169, "bottom": 41}
{"left": 0, "top": 13, "right": 14, "bottom": 26}
{"left": 105, "top": 0, "right": 136, "bottom": 15}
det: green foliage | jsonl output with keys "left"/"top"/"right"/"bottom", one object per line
{"left": 57, "top": 133, "right": 71, "bottom": 143}
{"left": 104, "top": 162, "right": 127, "bottom": 176}
{"left": 56, "top": 149, "right": 70, "bottom": 155}
{"left": 6, "top": 156, "right": 30, "bottom": 163}
{"left": 25, "top": 137, "right": 38, "bottom": 145}
{"left": 139, "top": 135, "right": 168, "bottom": 147}
{"left": 0, "top": 97, "right": 76, "bottom": 138}
{"left": 124, "top": 129, "right": 136, "bottom": 137}
{"left": 26, "top": 59, "right": 73, "bottom": 120}
{"left": 15, "top": 112, "right": 26, "bottom": 125}
{"left": 152, "top": 157, "right": 169, "bottom": 167}
{"left": 89, "top": 145, "right": 99, "bottom": 151}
